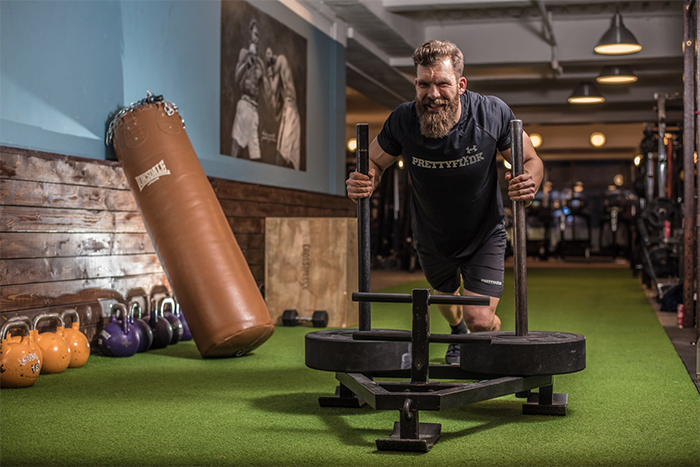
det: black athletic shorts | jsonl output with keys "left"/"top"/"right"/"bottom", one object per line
{"left": 416, "top": 224, "right": 507, "bottom": 298}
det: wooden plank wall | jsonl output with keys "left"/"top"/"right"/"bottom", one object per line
{"left": 0, "top": 146, "right": 354, "bottom": 345}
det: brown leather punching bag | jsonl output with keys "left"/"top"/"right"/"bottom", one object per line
{"left": 107, "top": 92, "right": 274, "bottom": 358}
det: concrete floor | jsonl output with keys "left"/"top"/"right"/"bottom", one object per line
{"left": 644, "top": 287, "right": 700, "bottom": 394}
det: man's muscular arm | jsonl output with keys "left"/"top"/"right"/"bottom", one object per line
{"left": 501, "top": 131, "right": 543, "bottom": 204}
{"left": 346, "top": 137, "right": 398, "bottom": 201}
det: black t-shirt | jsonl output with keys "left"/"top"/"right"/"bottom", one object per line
{"left": 377, "top": 90, "right": 515, "bottom": 258}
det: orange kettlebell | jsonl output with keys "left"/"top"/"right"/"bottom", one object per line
{"left": 8, "top": 316, "right": 43, "bottom": 366}
{"left": 33, "top": 314, "right": 70, "bottom": 374}
{"left": 60, "top": 309, "right": 90, "bottom": 368}
{"left": 0, "top": 320, "right": 42, "bottom": 388}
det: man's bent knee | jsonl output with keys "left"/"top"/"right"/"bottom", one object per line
{"left": 433, "top": 288, "right": 462, "bottom": 326}
{"left": 464, "top": 309, "right": 500, "bottom": 332}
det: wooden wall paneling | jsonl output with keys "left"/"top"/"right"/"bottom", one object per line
{"left": 1, "top": 274, "right": 171, "bottom": 313}
{"left": 0, "top": 232, "right": 157, "bottom": 259}
{"left": 1, "top": 148, "right": 170, "bottom": 337}
{"left": 0, "top": 147, "right": 127, "bottom": 188}
{"left": 0, "top": 178, "right": 137, "bottom": 211}
{"left": 1, "top": 254, "right": 163, "bottom": 286}
{"left": 1, "top": 205, "right": 146, "bottom": 233}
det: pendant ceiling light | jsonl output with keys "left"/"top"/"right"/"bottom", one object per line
{"left": 594, "top": 12, "right": 642, "bottom": 55}
{"left": 596, "top": 65, "right": 638, "bottom": 84}
{"left": 568, "top": 82, "right": 605, "bottom": 104}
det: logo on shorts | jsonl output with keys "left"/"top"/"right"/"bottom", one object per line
{"left": 480, "top": 278, "right": 502, "bottom": 286}
{"left": 135, "top": 160, "right": 171, "bottom": 192}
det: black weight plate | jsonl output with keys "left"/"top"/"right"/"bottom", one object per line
{"left": 311, "top": 311, "right": 328, "bottom": 327}
{"left": 305, "top": 329, "right": 411, "bottom": 372}
{"left": 459, "top": 331, "right": 586, "bottom": 376}
{"left": 282, "top": 309, "right": 298, "bottom": 326}
{"left": 644, "top": 198, "right": 675, "bottom": 229}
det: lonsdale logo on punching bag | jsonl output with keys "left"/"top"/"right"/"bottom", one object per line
{"left": 135, "top": 160, "right": 171, "bottom": 191}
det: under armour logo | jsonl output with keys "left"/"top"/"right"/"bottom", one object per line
{"left": 465, "top": 144, "right": 479, "bottom": 154}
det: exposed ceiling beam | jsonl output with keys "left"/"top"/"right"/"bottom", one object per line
{"left": 383, "top": 0, "right": 532, "bottom": 12}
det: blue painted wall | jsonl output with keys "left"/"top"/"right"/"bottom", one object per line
{"left": 0, "top": 0, "right": 347, "bottom": 195}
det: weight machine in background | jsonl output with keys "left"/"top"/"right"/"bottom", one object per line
{"left": 633, "top": 0, "right": 700, "bottom": 373}
{"left": 633, "top": 123, "right": 683, "bottom": 300}
{"left": 630, "top": 0, "right": 700, "bottom": 337}
{"left": 555, "top": 198, "right": 593, "bottom": 261}
{"left": 682, "top": 0, "right": 699, "bottom": 342}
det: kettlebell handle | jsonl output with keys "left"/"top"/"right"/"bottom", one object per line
{"left": 60, "top": 309, "right": 80, "bottom": 327}
{"left": 10, "top": 316, "right": 33, "bottom": 331}
{"left": 129, "top": 301, "right": 143, "bottom": 320}
{"left": 149, "top": 298, "right": 165, "bottom": 323}
{"left": 32, "top": 313, "right": 66, "bottom": 333}
{"left": 159, "top": 297, "right": 175, "bottom": 314}
{"left": 111, "top": 303, "right": 130, "bottom": 334}
{"left": 1, "top": 319, "right": 30, "bottom": 342}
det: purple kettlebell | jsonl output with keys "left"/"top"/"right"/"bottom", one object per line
{"left": 98, "top": 303, "right": 140, "bottom": 357}
{"left": 160, "top": 297, "right": 183, "bottom": 345}
{"left": 148, "top": 299, "right": 173, "bottom": 350}
{"left": 129, "top": 301, "right": 153, "bottom": 353}
{"left": 174, "top": 301, "right": 192, "bottom": 341}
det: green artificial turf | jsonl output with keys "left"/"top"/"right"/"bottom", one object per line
{"left": 1, "top": 268, "right": 698, "bottom": 466}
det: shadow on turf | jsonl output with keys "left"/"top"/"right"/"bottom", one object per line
{"left": 252, "top": 392, "right": 388, "bottom": 448}
{"left": 139, "top": 342, "right": 265, "bottom": 361}
{"left": 252, "top": 391, "right": 555, "bottom": 451}
{"left": 144, "top": 343, "right": 209, "bottom": 360}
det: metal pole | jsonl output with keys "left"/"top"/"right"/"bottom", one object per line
{"left": 655, "top": 93, "right": 668, "bottom": 200}
{"left": 510, "top": 119, "right": 528, "bottom": 336}
{"left": 352, "top": 291, "right": 490, "bottom": 306}
{"left": 683, "top": 0, "right": 697, "bottom": 329}
{"left": 694, "top": 0, "right": 700, "bottom": 338}
{"left": 411, "top": 288, "right": 430, "bottom": 383}
{"left": 645, "top": 151, "right": 655, "bottom": 203}
{"left": 356, "top": 123, "right": 371, "bottom": 331}
{"left": 393, "top": 169, "right": 400, "bottom": 255}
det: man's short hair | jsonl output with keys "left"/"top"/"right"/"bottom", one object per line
{"left": 412, "top": 40, "right": 464, "bottom": 79}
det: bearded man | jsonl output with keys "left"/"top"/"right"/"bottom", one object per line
{"left": 346, "top": 40, "right": 543, "bottom": 365}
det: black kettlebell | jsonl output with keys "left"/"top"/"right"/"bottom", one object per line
{"left": 159, "top": 297, "right": 183, "bottom": 345}
{"left": 129, "top": 300, "right": 153, "bottom": 353}
{"left": 148, "top": 299, "right": 173, "bottom": 350}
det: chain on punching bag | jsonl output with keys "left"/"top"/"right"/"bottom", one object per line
{"left": 107, "top": 92, "right": 274, "bottom": 358}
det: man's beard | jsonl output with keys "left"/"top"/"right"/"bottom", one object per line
{"left": 415, "top": 94, "right": 460, "bottom": 139}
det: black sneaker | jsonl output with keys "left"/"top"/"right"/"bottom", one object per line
{"left": 445, "top": 343, "right": 460, "bottom": 365}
